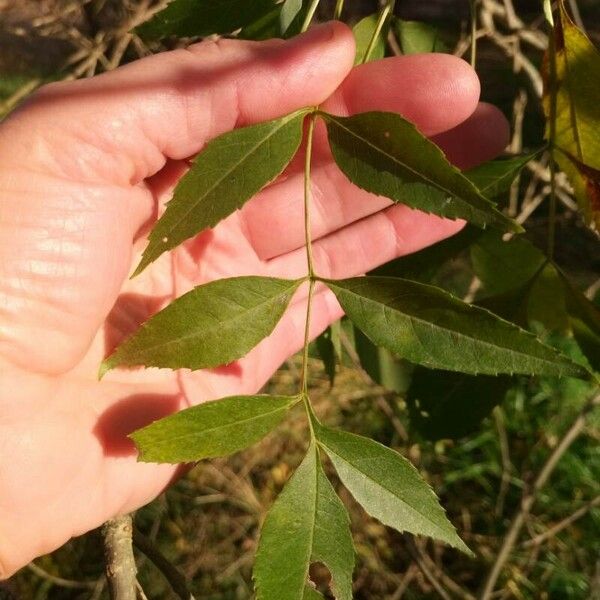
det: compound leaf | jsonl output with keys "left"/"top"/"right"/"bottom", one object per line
{"left": 135, "top": 111, "right": 307, "bottom": 275}
{"left": 101, "top": 276, "right": 302, "bottom": 375}
{"left": 315, "top": 426, "right": 469, "bottom": 553}
{"left": 136, "top": 0, "right": 276, "bottom": 39}
{"left": 130, "top": 394, "right": 299, "bottom": 463}
{"left": 325, "top": 276, "right": 588, "bottom": 378}
{"left": 254, "top": 444, "right": 354, "bottom": 600}
{"left": 322, "top": 111, "right": 519, "bottom": 232}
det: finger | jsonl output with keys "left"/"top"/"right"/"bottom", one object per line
{"left": 3, "top": 22, "right": 355, "bottom": 188}
{"left": 0, "top": 24, "right": 356, "bottom": 375}
{"left": 245, "top": 103, "right": 509, "bottom": 260}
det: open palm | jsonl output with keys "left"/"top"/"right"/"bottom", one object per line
{"left": 0, "top": 22, "right": 509, "bottom": 577}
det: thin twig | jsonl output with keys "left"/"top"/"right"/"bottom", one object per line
{"left": 522, "top": 494, "right": 600, "bottom": 547}
{"left": 133, "top": 528, "right": 196, "bottom": 600}
{"left": 103, "top": 514, "right": 137, "bottom": 600}
{"left": 26, "top": 562, "right": 96, "bottom": 590}
{"left": 479, "top": 392, "right": 600, "bottom": 599}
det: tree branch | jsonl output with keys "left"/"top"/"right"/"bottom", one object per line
{"left": 133, "top": 528, "right": 196, "bottom": 600}
{"left": 103, "top": 514, "right": 137, "bottom": 600}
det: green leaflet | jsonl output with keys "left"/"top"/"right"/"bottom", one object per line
{"left": 100, "top": 276, "right": 302, "bottom": 375}
{"left": 135, "top": 0, "right": 276, "bottom": 39}
{"left": 303, "top": 586, "right": 324, "bottom": 599}
{"left": 324, "top": 276, "right": 588, "bottom": 378}
{"left": 470, "top": 231, "right": 547, "bottom": 296}
{"left": 254, "top": 444, "right": 354, "bottom": 600}
{"left": 315, "top": 426, "right": 470, "bottom": 553}
{"left": 315, "top": 324, "right": 339, "bottom": 386}
{"left": 321, "top": 111, "right": 520, "bottom": 232}
{"left": 407, "top": 369, "right": 511, "bottom": 440}
{"left": 353, "top": 14, "right": 385, "bottom": 65}
{"left": 130, "top": 395, "right": 299, "bottom": 463}
{"left": 394, "top": 19, "right": 449, "bottom": 55}
{"left": 559, "top": 270, "right": 600, "bottom": 372}
{"left": 465, "top": 150, "right": 542, "bottom": 198}
{"left": 280, "top": 0, "right": 303, "bottom": 35}
{"left": 135, "top": 110, "right": 307, "bottom": 275}
{"left": 354, "top": 327, "right": 413, "bottom": 394}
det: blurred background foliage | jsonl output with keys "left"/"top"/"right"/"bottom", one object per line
{"left": 1, "top": 0, "right": 599, "bottom": 598}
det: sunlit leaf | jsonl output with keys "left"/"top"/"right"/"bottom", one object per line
{"left": 407, "top": 369, "right": 511, "bottom": 440}
{"left": 315, "top": 426, "right": 470, "bottom": 552}
{"left": 254, "top": 444, "right": 354, "bottom": 600}
{"left": 100, "top": 276, "right": 302, "bottom": 375}
{"left": 130, "top": 394, "right": 299, "bottom": 463}
{"left": 322, "top": 111, "right": 520, "bottom": 231}
{"left": 544, "top": 0, "right": 600, "bottom": 230}
{"left": 353, "top": 14, "right": 385, "bottom": 64}
{"left": 395, "top": 19, "right": 449, "bottom": 54}
{"left": 280, "top": 0, "right": 303, "bottom": 35}
{"left": 135, "top": 111, "right": 307, "bottom": 275}
{"left": 324, "top": 276, "right": 588, "bottom": 378}
{"left": 135, "top": 0, "right": 276, "bottom": 39}
{"left": 466, "top": 150, "right": 542, "bottom": 198}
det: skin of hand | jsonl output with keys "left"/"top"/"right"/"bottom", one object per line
{"left": 0, "top": 21, "right": 509, "bottom": 577}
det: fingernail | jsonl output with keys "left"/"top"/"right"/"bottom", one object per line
{"left": 293, "top": 21, "right": 337, "bottom": 44}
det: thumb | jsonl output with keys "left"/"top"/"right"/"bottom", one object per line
{"left": 0, "top": 23, "right": 355, "bottom": 375}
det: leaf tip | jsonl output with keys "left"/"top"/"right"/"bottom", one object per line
{"left": 97, "top": 359, "right": 113, "bottom": 381}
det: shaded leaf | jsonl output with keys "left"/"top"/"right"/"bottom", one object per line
{"left": 407, "top": 369, "right": 511, "bottom": 440}
{"left": 371, "top": 226, "right": 482, "bottom": 284}
{"left": 280, "top": 0, "right": 303, "bottom": 35}
{"left": 135, "top": 111, "right": 307, "bottom": 275}
{"left": 353, "top": 14, "right": 385, "bottom": 64}
{"left": 136, "top": 0, "right": 275, "bottom": 39}
{"left": 315, "top": 324, "right": 339, "bottom": 386}
{"left": 254, "top": 444, "right": 354, "bottom": 600}
{"left": 303, "top": 586, "right": 324, "bottom": 600}
{"left": 239, "top": 5, "right": 281, "bottom": 40}
{"left": 470, "top": 231, "right": 546, "bottom": 296}
{"left": 101, "top": 276, "right": 302, "bottom": 375}
{"left": 559, "top": 270, "right": 600, "bottom": 372}
{"left": 322, "top": 111, "right": 519, "bottom": 231}
{"left": 527, "top": 263, "right": 570, "bottom": 333}
{"left": 130, "top": 394, "right": 299, "bottom": 463}
{"left": 466, "top": 150, "right": 542, "bottom": 198}
{"left": 544, "top": 1, "right": 600, "bottom": 230}
{"left": 395, "top": 19, "right": 448, "bottom": 54}
{"left": 355, "top": 328, "right": 413, "bottom": 394}
{"left": 315, "top": 426, "right": 469, "bottom": 552}
{"left": 324, "top": 276, "right": 588, "bottom": 378}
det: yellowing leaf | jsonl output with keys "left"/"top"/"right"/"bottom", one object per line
{"left": 544, "top": 1, "right": 600, "bottom": 230}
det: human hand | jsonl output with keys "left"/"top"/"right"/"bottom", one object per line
{"left": 0, "top": 21, "right": 508, "bottom": 576}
